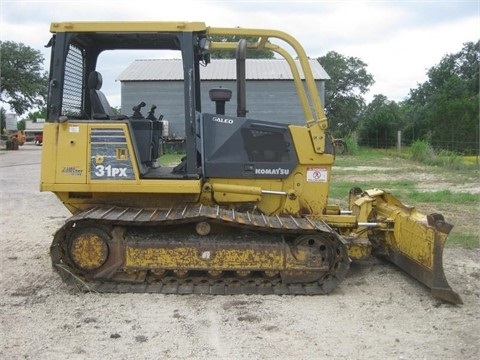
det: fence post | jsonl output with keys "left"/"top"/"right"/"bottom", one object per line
{"left": 397, "top": 131, "right": 402, "bottom": 155}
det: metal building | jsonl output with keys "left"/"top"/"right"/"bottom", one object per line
{"left": 117, "top": 59, "right": 330, "bottom": 138}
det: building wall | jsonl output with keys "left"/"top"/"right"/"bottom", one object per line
{"left": 121, "top": 80, "right": 326, "bottom": 138}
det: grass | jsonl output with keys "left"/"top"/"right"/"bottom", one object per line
{"left": 159, "top": 153, "right": 184, "bottom": 166}
{"left": 409, "top": 190, "right": 480, "bottom": 203}
{"left": 462, "top": 156, "right": 480, "bottom": 166}
{"left": 448, "top": 233, "right": 479, "bottom": 248}
{"left": 405, "top": 139, "right": 479, "bottom": 170}
{"left": 337, "top": 143, "right": 479, "bottom": 170}
{"left": 329, "top": 180, "right": 417, "bottom": 202}
{"left": 334, "top": 146, "right": 395, "bottom": 166}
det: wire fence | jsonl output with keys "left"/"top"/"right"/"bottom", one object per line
{"left": 360, "top": 136, "right": 479, "bottom": 156}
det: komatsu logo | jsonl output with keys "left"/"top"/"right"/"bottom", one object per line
{"left": 212, "top": 116, "right": 234, "bottom": 124}
{"left": 255, "top": 168, "right": 290, "bottom": 175}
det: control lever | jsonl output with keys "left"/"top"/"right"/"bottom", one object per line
{"left": 132, "top": 101, "right": 146, "bottom": 118}
{"left": 146, "top": 104, "right": 157, "bottom": 120}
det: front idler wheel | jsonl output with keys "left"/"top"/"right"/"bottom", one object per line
{"left": 68, "top": 226, "right": 111, "bottom": 273}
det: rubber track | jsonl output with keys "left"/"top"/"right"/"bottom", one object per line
{"left": 51, "top": 204, "right": 350, "bottom": 295}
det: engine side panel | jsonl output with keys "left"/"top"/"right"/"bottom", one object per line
{"left": 200, "top": 114, "right": 298, "bottom": 178}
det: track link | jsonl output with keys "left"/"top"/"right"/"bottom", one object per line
{"left": 51, "top": 204, "right": 350, "bottom": 295}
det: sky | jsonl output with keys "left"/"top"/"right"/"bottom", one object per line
{"left": 1, "top": 0, "right": 479, "bottom": 113}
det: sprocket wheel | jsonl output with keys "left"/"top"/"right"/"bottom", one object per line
{"left": 294, "top": 233, "right": 350, "bottom": 293}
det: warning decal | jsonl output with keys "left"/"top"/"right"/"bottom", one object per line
{"left": 306, "top": 167, "right": 328, "bottom": 182}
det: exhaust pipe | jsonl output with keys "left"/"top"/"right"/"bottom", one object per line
{"left": 236, "top": 39, "right": 247, "bottom": 117}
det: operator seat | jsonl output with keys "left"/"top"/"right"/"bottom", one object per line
{"left": 88, "top": 71, "right": 114, "bottom": 119}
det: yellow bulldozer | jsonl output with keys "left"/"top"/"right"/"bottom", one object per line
{"left": 5, "top": 130, "right": 26, "bottom": 150}
{"left": 40, "top": 21, "right": 461, "bottom": 304}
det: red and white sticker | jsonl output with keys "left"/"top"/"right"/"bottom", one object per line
{"left": 306, "top": 167, "right": 328, "bottom": 182}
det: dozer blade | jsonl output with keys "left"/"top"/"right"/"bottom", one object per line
{"left": 358, "top": 190, "right": 462, "bottom": 304}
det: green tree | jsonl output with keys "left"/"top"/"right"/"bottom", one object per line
{"left": 17, "top": 119, "right": 25, "bottom": 131}
{"left": 402, "top": 41, "right": 479, "bottom": 153}
{"left": 318, "top": 51, "right": 374, "bottom": 137}
{"left": 401, "top": 84, "right": 432, "bottom": 142}
{"left": 25, "top": 108, "right": 47, "bottom": 121}
{"left": 358, "top": 94, "right": 402, "bottom": 148}
{"left": 0, "top": 41, "right": 48, "bottom": 115}
{"left": 209, "top": 35, "right": 275, "bottom": 59}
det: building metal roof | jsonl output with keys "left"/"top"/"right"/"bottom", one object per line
{"left": 117, "top": 59, "right": 330, "bottom": 81}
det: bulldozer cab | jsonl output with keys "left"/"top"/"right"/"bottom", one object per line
{"left": 47, "top": 22, "right": 208, "bottom": 179}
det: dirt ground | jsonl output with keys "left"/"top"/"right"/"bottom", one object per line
{"left": 1, "top": 144, "right": 479, "bottom": 360}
